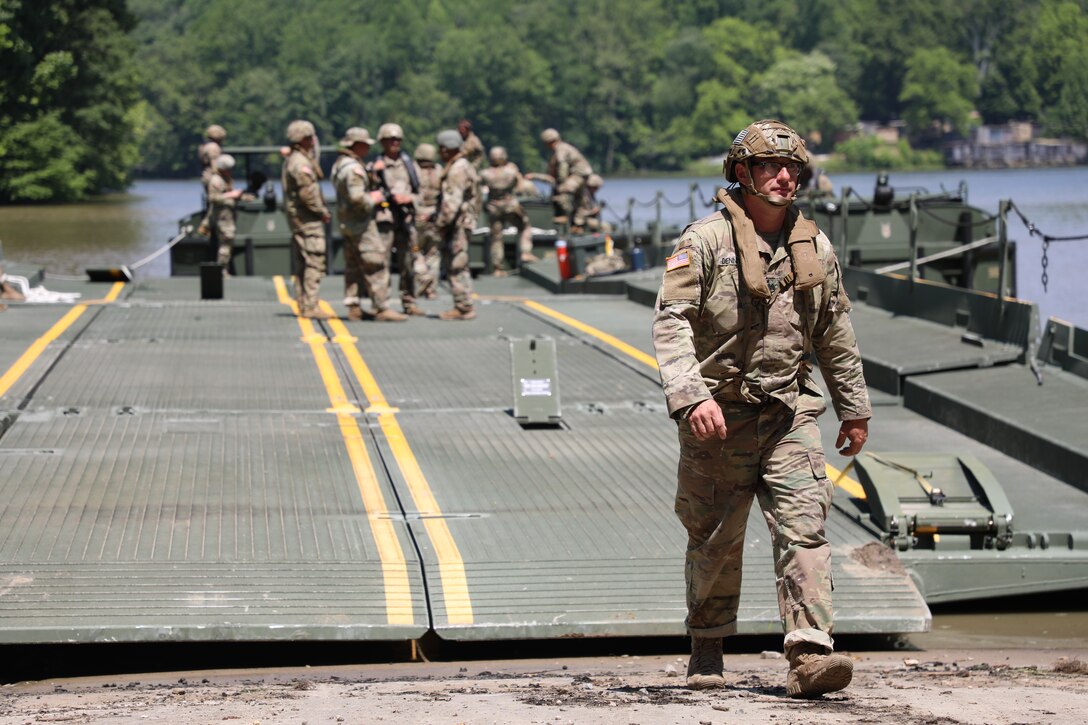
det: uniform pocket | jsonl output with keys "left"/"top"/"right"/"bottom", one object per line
{"left": 709, "top": 265, "right": 741, "bottom": 334}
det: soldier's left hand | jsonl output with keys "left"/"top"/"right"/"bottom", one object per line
{"left": 836, "top": 418, "right": 869, "bottom": 456}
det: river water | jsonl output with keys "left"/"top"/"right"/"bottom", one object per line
{"left": 0, "top": 167, "right": 1085, "bottom": 327}
{"left": 1, "top": 168, "right": 1087, "bottom": 649}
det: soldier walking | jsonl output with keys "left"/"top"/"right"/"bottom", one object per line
{"left": 433, "top": 129, "right": 479, "bottom": 321}
{"left": 413, "top": 143, "right": 443, "bottom": 300}
{"left": 206, "top": 153, "right": 242, "bottom": 273}
{"left": 651, "top": 119, "right": 871, "bottom": 697}
{"left": 281, "top": 119, "right": 331, "bottom": 319}
{"left": 369, "top": 123, "right": 424, "bottom": 316}
{"left": 332, "top": 127, "right": 406, "bottom": 322}
{"left": 481, "top": 146, "right": 536, "bottom": 275}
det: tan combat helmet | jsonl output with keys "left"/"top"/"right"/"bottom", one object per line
{"left": 377, "top": 123, "right": 404, "bottom": 141}
{"left": 214, "top": 153, "right": 235, "bottom": 171}
{"left": 489, "top": 146, "right": 508, "bottom": 164}
{"left": 540, "top": 128, "right": 560, "bottom": 144}
{"left": 286, "top": 119, "right": 316, "bottom": 143}
{"left": 339, "top": 127, "right": 376, "bottom": 147}
{"left": 436, "top": 129, "right": 463, "bottom": 150}
{"left": 587, "top": 174, "right": 603, "bottom": 189}
{"left": 414, "top": 143, "right": 437, "bottom": 162}
{"left": 205, "top": 124, "right": 227, "bottom": 142}
{"left": 723, "top": 119, "right": 809, "bottom": 184}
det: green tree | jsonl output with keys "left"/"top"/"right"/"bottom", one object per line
{"left": 753, "top": 51, "right": 858, "bottom": 151}
{"left": 899, "top": 47, "right": 979, "bottom": 140}
{"left": 1047, "top": 48, "right": 1088, "bottom": 140}
{"left": 0, "top": 0, "right": 145, "bottom": 202}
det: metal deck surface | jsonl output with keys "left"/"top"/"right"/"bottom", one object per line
{"left": 0, "top": 273, "right": 930, "bottom": 643}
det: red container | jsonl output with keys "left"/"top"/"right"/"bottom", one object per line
{"left": 556, "top": 239, "right": 572, "bottom": 280}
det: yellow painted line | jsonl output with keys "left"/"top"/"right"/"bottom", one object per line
{"left": 274, "top": 277, "right": 414, "bottom": 625}
{"left": 522, "top": 297, "right": 868, "bottom": 499}
{"left": 522, "top": 299, "right": 658, "bottom": 370}
{"left": 336, "top": 413, "right": 415, "bottom": 625}
{"left": 322, "top": 300, "right": 474, "bottom": 625}
{"left": 826, "top": 462, "right": 866, "bottom": 499}
{"left": 0, "top": 282, "right": 125, "bottom": 399}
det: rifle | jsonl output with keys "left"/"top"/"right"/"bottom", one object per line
{"left": 374, "top": 151, "right": 420, "bottom": 231}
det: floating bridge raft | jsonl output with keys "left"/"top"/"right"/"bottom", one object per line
{"left": 1, "top": 260, "right": 1086, "bottom": 644}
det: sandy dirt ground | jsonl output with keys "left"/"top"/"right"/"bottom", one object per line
{"left": 1, "top": 648, "right": 1086, "bottom": 724}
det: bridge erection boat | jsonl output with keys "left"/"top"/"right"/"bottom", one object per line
{"left": 0, "top": 184, "right": 1085, "bottom": 648}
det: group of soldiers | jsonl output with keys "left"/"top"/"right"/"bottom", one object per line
{"left": 197, "top": 120, "right": 605, "bottom": 320}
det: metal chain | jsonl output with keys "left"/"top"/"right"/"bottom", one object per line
{"left": 1006, "top": 201, "right": 1088, "bottom": 293}
{"left": 1041, "top": 237, "right": 1050, "bottom": 292}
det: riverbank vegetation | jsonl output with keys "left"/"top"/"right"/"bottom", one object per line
{"left": 2, "top": 0, "right": 1086, "bottom": 201}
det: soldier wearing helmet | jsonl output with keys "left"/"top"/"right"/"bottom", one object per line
{"left": 198, "top": 124, "right": 227, "bottom": 203}
{"left": 281, "top": 118, "right": 332, "bottom": 319}
{"left": 526, "top": 128, "right": 593, "bottom": 232}
{"left": 331, "top": 127, "right": 406, "bottom": 322}
{"left": 207, "top": 153, "right": 242, "bottom": 273}
{"left": 580, "top": 173, "right": 611, "bottom": 233}
{"left": 368, "top": 122, "right": 424, "bottom": 316}
{"left": 413, "top": 143, "right": 444, "bottom": 300}
{"left": 651, "top": 119, "right": 870, "bottom": 697}
{"left": 431, "top": 129, "right": 478, "bottom": 320}
{"left": 480, "top": 146, "right": 536, "bottom": 275}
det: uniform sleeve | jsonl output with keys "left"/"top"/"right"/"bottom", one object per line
{"left": 556, "top": 147, "right": 571, "bottom": 182}
{"left": 294, "top": 163, "right": 328, "bottom": 216}
{"left": 437, "top": 164, "right": 465, "bottom": 228}
{"left": 206, "top": 176, "right": 234, "bottom": 208}
{"left": 652, "top": 235, "right": 711, "bottom": 418}
{"left": 347, "top": 164, "right": 375, "bottom": 215}
{"left": 811, "top": 238, "right": 872, "bottom": 421}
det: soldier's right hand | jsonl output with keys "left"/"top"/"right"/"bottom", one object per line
{"left": 688, "top": 399, "right": 727, "bottom": 441}
{"left": 369, "top": 191, "right": 385, "bottom": 203}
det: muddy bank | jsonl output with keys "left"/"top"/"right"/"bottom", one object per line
{"left": 2, "top": 648, "right": 1085, "bottom": 724}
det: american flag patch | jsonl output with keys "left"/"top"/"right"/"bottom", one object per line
{"left": 666, "top": 251, "right": 690, "bottom": 271}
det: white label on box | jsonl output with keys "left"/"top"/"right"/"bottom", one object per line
{"left": 520, "top": 378, "right": 552, "bottom": 397}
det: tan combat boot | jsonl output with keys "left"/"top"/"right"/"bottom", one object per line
{"left": 374, "top": 308, "right": 408, "bottom": 322}
{"left": 438, "top": 307, "right": 476, "bottom": 321}
{"left": 685, "top": 636, "right": 725, "bottom": 690}
{"left": 403, "top": 303, "right": 426, "bottom": 316}
{"left": 346, "top": 306, "right": 371, "bottom": 321}
{"left": 299, "top": 308, "right": 333, "bottom": 320}
{"left": 786, "top": 643, "right": 853, "bottom": 698}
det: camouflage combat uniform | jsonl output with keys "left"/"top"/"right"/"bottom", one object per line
{"left": 481, "top": 161, "right": 533, "bottom": 271}
{"left": 368, "top": 153, "right": 420, "bottom": 312}
{"left": 652, "top": 189, "right": 870, "bottom": 655}
{"left": 436, "top": 153, "right": 479, "bottom": 313}
{"left": 195, "top": 140, "right": 222, "bottom": 236}
{"left": 332, "top": 148, "right": 391, "bottom": 315}
{"left": 282, "top": 147, "right": 329, "bottom": 315}
{"left": 206, "top": 170, "right": 236, "bottom": 267}
{"left": 414, "top": 159, "right": 444, "bottom": 299}
{"left": 547, "top": 140, "right": 592, "bottom": 224}
{"left": 199, "top": 140, "right": 222, "bottom": 198}
{"left": 461, "top": 131, "right": 485, "bottom": 168}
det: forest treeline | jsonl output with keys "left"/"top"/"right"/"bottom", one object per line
{"left": 2, "top": 0, "right": 1087, "bottom": 202}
